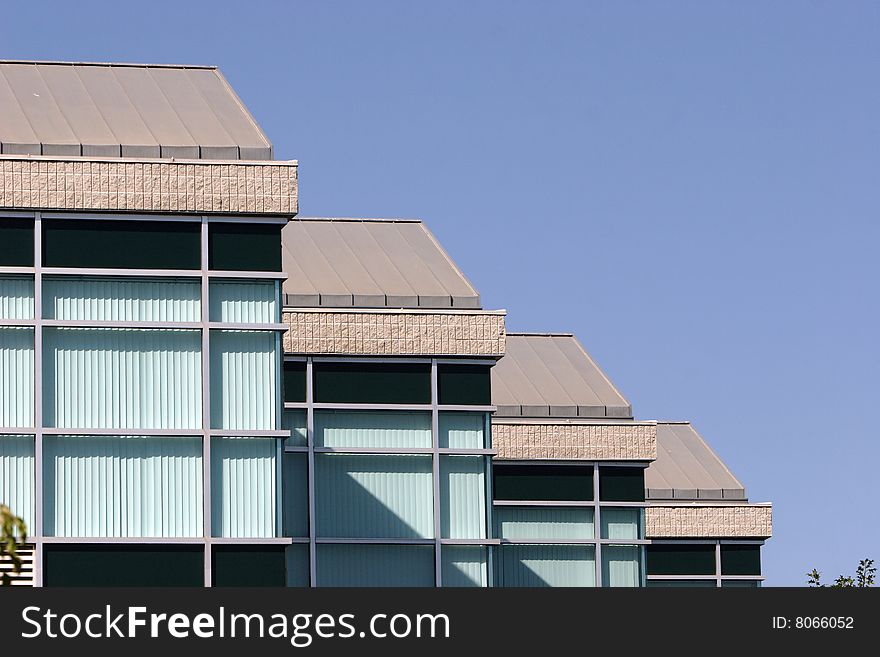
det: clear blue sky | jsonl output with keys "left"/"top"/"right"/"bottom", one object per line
{"left": 4, "top": 1, "right": 878, "bottom": 585}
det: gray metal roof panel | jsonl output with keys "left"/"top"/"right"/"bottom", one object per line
{"left": 281, "top": 218, "right": 481, "bottom": 309}
{"left": 645, "top": 423, "right": 746, "bottom": 501}
{"left": 0, "top": 61, "right": 271, "bottom": 159}
{"left": 491, "top": 334, "right": 632, "bottom": 418}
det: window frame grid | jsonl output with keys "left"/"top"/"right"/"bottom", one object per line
{"left": 0, "top": 212, "right": 287, "bottom": 587}
{"left": 646, "top": 539, "right": 766, "bottom": 587}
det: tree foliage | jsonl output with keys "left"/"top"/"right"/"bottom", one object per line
{"left": 0, "top": 504, "right": 28, "bottom": 586}
{"left": 807, "top": 559, "right": 875, "bottom": 588}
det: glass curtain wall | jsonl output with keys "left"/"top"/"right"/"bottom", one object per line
{"left": 493, "top": 462, "right": 648, "bottom": 587}
{"left": 0, "top": 215, "right": 286, "bottom": 586}
{"left": 646, "top": 541, "right": 763, "bottom": 587}
{"left": 282, "top": 360, "right": 494, "bottom": 587}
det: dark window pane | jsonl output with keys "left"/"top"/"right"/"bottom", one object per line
{"left": 43, "top": 220, "right": 201, "bottom": 269}
{"left": 647, "top": 579, "right": 716, "bottom": 588}
{"left": 286, "top": 545, "right": 310, "bottom": 587}
{"left": 721, "top": 544, "right": 761, "bottom": 575}
{"left": 284, "top": 361, "right": 306, "bottom": 402}
{"left": 599, "top": 466, "right": 645, "bottom": 502}
{"left": 437, "top": 364, "right": 491, "bottom": 406}
{"left": 313, "top": 362, "right": 431, "bottom": 404}
{"left": 646, "top": 544, "right": 716, "bottom": 575}
{"left": 493, "top": 464, "right": 593, "bottom": 501}
{"left": 209, "top": 222, "right": 282, "bottom": 272}
{"left": 44, "top": 545, "right": 203, "bottom": 587}
{"left": 212, "top": 545, "right": 286, "bottom": 587}
{"left": 721, "top": 579, "right": 760, "bottom": 587}
{"left": 0, "top": 218, "right": 34, "bottom": 266}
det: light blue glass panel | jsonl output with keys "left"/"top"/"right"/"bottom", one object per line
{"left": 0, "top": 435, "right": 34, "bottom": 535}
{"left": 43, "top": 328, "right": 201, "bottom": 430}
{"left": 209, "top": 280, "right": 277, "bottom": 324}
{"left": 283, "top": 410, "right": 307, "bottom": 447}
{"left": 314, "top": 411, "right": 431, "bottom": 449}
{"left": 497, "top": 544, "right": 596, "bottom": 587}
{"left": 44, "top": 435, "right": 202, "bottom": 537}
{"left": 0, "top": 276, "right": 34, "bottom": 320}
{"left": 600, "top": 507, "right": 642, "bottom": 540}
{"left": 496, "top": 507, "right": 594, "bottom": 540}
{"left": 442, "top": 545, "right": 488, "bottom": 587}
{"left": 317, "top": 544, "right": 435, "bottom": 587}
{"left": 283, "top": 453, "right": 309, "bottom": 537}
{"left": 210, "top": 330, "right": 278, "bottom": 430}
{"left": 43, "top": 276, "right": 200, "bottom": 322}
{"left": 285, "top": 544, "right": 310, "bottom": 587}
{"left": 440, "top": 456, "right": 487, "bottom": 539}
{"left": 211, "top": 437, "right": 277, "bottom": 538}
{"left": 602, "top": 545, "right": 642, "bottom": 587}
{"left": 315, "top": 454, "right": 433, "bottom": 538}
{"left": 438, "top": 412, "right": 486, "bottom": 449}
{"left": 0, "top": 328, "right": 34, "bottom": 428}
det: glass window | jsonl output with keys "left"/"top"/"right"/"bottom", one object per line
{"left": 210, "top": 330, "right": 278, "bottom": 431}
{"left": 442, "top": 546, "right": 488, "bottom": 587}
{"left": 493, "top": 464, "right": 593, "bottom": 501}
{"left": 283, "top": 361, "right": 306, "bottom": 403}
{"left": 316, "top": 544, "right": 435, "bottom": 587}
{"left": 43, "top": 545, "right": 204, "bottom": 587}
{"left": 313, "top": 362, "right": 431, "bottom": 405}
{"left": 438, "top": 412, "right": 487, "bottom": 449}
{"left": 283, "top": 409, "right": 307, "bottom": 447}
{"left": 0, "top": 435, "right": 34, "bottom": 534}
{"left": 209, "top": 280, "right": 277, "bottom": 323}
{"left": 496, "top": 545, "right": 596, "bottom": 587}
{"left": 721, "top": 579, "right": 760, "bottom": 587}
{"left": 647, "top": 544, "right": 716, "bottom": 576}
{"left": 314, "top": 410, "right": 431, "bottom": 449}
{"left": 43, "top": 328, "right": 201, "bottom": 430}
{"left": 0, "top": 276, "right": 34, "bottom": 320}
{"left": 599, "top": 466, "right": 645, "bottom": 502}
{"left": 440, "top": 456, "right": 487, "bottom": 539}
{"left": 495, "top": 507, "right": 594, "bottom": 541}
{"left": 43, "top": 220, "right": 200, "bottom": 270}
{"left": 43, "top": 276, "right": 200, "bottom": 322}
{"left": 647, "top": 579, "right": 716, "bottom": 588}
{"left": 315, "top": 454, "right": 433, "bottom": 539}
{"left": 285, "top": 545, "right": 310, "bottom": 587}
{"left": 209, "top": 222, "right": 282, "bottom": 272}
{"left": 212, "top": 546, "right": 286, "bottom": 587}
{"left": 0, "top": 328, "right": 34, "bottom": 428}
{"left": 600, "top": 508, "right": 642, "bottom": 540}
{"left": 43, "top": 435, "right": 203, "bottom": 538}
{"left": 721, "top": 544, "right": 761, "bottom": 576}
{"left": 437, "top": 364, "right": 491, "bottom": 406}
{"left": 602, "top": 545, "right": 642, "bottom": 587}
{"left": 211, "top": 437, "right": 277, "bottom": 538}
{"left": 0, "top": 218, "right": 34, "bottom": 267}
{"left": 283, "top": 453, "right": 309, "bottom": 538}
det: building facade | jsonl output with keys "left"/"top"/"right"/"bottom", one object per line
{"left": 0, "top": 60, "right": 770, "bottom": 587}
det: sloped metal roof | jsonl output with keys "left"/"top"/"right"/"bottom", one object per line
{"left": 645, "top": 422, "right": 746, "bottom": 501}
{"left": 0, "top": 60, "right": 272, "bottom": 159}
{"left": 491, "top": 333, "right": 632, "bottom": 418}
{"left": 281, "top": 218, "right": 481, "bottom": 309}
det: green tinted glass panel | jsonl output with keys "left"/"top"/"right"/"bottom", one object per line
{"left": 437, "top": 364, "right": 491, "bottom": 406}
{"left": 286, "top": 545, "right": 310, "bottom": 587}
{"left": 313, "top": 362, "right": 430, "bottom": 404}
{"left": 209, "top": 222, "right": 282, "bottom": 272}
{"left": 284, "top": 361, "right": 306, "bottom": 402}
{"left": 721, "top": 579, "right": 760, "bottom": 587}
{"left": 43, "top": 220, "right": 200, "bottom": 269}
{"left": 44, "top": 545, "right": 203, "bottom": 587}
{"left": 599, "top": 466, "right": 645, "bottom": 502}
{"left": 0, "top": 218, "right": 34, "bottom": 266}
{"left": 493, "top": 464, "right": 593, "bottom": 501}
{"left": 316, "top": 544, "right": 435, "bottom": 587}
{"left": 647, "top": 544, "right": 716, "bottom": 575}
{"left": 212, "top": 545, "right": 286, "bottom": 587}
{"left": 283, "top": 453, "right": 309, "bottom": 537}
{"left": 721, "top": 544, "right": 761, "bottom": 575}
{"left": 647, "top": 579, "right": 717, "bottom": 588}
